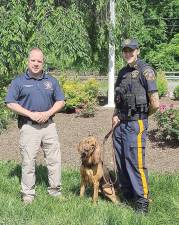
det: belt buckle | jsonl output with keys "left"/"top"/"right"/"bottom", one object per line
{"left": 26, "top": 120, "right": 31, "bottom": 125}
{"left": 26, "top": 120, "right": 39, "bottom": 125}
{"left": 27, "top": 120, "right": 38, "bottom": 125}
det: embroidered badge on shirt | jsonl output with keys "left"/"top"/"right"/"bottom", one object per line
{"left": 124, "top": 39, "right": 131, "bottom": 45}
{"left": 43, "top": 81, "right": 53, "bottom": 90}
{"left": 143, "top": 68, "right": 156, "bottom": 80}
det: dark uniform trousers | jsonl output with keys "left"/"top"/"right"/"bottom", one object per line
{"left": 113, "top": 119, "right": 149, "bottom": 204}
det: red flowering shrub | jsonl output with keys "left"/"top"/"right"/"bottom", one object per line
{"left": 155, "top": 104, "right": 179, "bottom": 141}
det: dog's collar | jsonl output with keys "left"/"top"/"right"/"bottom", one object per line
{"left": 82, "top": 162, "right": 95, "bottom": 169}
{"left": 82, "top": 159, "right": 102, "bottom": 169}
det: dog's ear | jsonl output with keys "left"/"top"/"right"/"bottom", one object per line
{"left": 91, "top": 140, "right": 101, "bottom": 164}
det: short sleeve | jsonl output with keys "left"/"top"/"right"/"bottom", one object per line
{"left": 5, "top": 79, "right": 20, "bottom": 104}
{"left": 143, "top": 67, "right": 158, "bottom": 92}
{"left": 53, "top": 79, "right": 65, "bottom": 101}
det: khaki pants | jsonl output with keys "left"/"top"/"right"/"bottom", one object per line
{"left": 19, "top": 121, "right": 61, "bottom": 198}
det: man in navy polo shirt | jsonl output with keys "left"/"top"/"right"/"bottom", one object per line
{"left": 5, "top": 48, "right": 65, "bottom": 204}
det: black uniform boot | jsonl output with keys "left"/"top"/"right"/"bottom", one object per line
{"left": 136, "top": 200, "right": 149, "bottom": 214}
{"left": 123, "top": 191, "right": 134, "bottom": 202}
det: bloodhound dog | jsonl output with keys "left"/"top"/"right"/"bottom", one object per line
{"left": 77, "top": 136, "right": 118, "bottom": 204}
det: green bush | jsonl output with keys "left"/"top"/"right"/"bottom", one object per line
{"left": 0, "top": 87, "right": 14, "bottom": 132}
{"left": 60, "top": 76, "right": 99, "bottom": 116}
{"left": 146, "top": 34, "right": 179, "bottom": 71}
{"left": 173, "top": 85, "right": 179, "bottom": 100}
{"left": 155, "top": 104, "right": 179, "bottom": 141}
{"left": 156, "top": 70, "right": 168, "bottom": 97}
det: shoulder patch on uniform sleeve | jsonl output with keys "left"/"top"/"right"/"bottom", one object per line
{"left": 143, "top": 68, "right": 156, "bottom": 80}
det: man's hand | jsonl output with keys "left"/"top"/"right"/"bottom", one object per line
{"left": 38, "top": 111, "right": 51, "bottom": 123}
{"left": 29, "top": 111, "right": 51, "bottom": 124}
{"left": 112, "top": 116, "right": 120, "bottom": 128}
{"left": 29, "top": 100, "right": 65, "bottom": 124}
{"left": 7, "top": 101, "right": 65, "bottom": 124}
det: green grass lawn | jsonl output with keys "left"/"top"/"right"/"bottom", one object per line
{"left": 0, "top": 161, "right": 179, "bottom": 225}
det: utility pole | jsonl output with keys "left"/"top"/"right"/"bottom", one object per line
{"left": 106, "top": 0, "right": 115, "bottom": 107}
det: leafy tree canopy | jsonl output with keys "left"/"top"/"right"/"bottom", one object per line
{"left": 0, "top": 0, "right": 178, "bottom": 84}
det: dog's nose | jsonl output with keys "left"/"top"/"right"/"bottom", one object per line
{"left": 81, "top": 152, "right": 86, "bottom": 158}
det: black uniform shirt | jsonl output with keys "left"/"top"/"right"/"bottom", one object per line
{"left": 114, "top": 58, "right": 158, "bottom": 120}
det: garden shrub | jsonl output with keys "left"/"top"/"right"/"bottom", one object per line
{"left": 59, "top": 76, "right": 99, "bottom": 116}
{"left": 173, "top": 85, "right": 179, "bottom": 100}
{"left": 155, "top": 104, "right": 179, "bottom": 141}
{"left": 0, "top": 87, "right": 14, "bottom": 132}
{"left": 156, "top": 70, "right": 168, "bottom": 97}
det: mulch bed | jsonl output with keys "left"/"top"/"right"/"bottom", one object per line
{"left": 0, "top": 97, "right": 178, "bottom": 173}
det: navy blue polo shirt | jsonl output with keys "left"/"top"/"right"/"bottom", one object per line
{"left": 5, "top": 71, "right": 64, "bottom": 112}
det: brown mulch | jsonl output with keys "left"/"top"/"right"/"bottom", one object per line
{"left": 0, "top": 97, "right": 178, "bottom": 173}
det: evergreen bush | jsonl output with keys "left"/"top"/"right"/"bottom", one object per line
{"left": 0, "top": 88, "right": 14, "bottom": 132}
{"left": 173, "top": 85, "right": 179, "bottom": 100}
{"left": 59, "top": 76, "right": 99, "bottom": 117}
{"left": 156, "top": 71, "right": 168, "bottom": 97}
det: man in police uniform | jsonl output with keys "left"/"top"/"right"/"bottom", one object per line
{"left": 112, "top": 39, "right": 159, "bottom": 213}
{"left": 5, "top": 48, "right": 65, "bottom": 204}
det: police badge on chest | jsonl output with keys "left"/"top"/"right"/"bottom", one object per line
{"left": 131, "top": 70, "right": 140, "bottom": 78}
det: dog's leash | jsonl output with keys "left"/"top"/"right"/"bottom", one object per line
{"left": 103, "top": 120, "right": 120, "bottom": 146}
{"left": 103, "top": 128, "right": 114, "bottom": 146}
{"left": 102, "top": 122, "right": 119, "bottom": 192}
